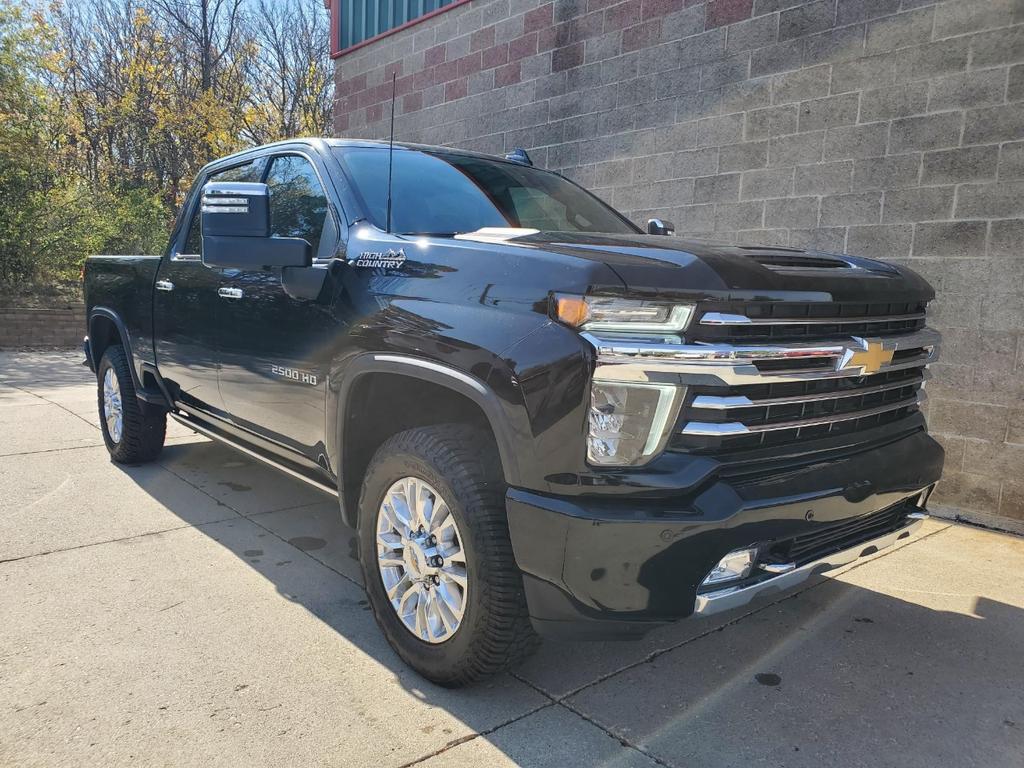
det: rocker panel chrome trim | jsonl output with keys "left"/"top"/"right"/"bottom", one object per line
{"left": 169, "top": 412, "right": 339, "bottom": 497}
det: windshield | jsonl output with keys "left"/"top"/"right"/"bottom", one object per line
{"left": 334, "top": 147, "right": 638, "bottom": 236}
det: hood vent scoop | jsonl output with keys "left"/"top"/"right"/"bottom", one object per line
{"left": 743, "top": 251, "right": 852, "bottom": 270}
{"left": 738, "top": 249, "right": 898, "bottom": 275}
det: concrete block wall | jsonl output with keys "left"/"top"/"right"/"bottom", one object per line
{"left": 334, "top": 0, "right": 1024, "bottom": 528}
{"left": 0, "top": 306, "right": 87, "bottom": 349}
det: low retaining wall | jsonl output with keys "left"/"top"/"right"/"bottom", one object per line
{"left": 0, "top": 305, "right": 86, "bottom": 349}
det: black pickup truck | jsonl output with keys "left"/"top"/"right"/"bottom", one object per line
{"left": 84, "top": 138, "right": 943, "bottom": 686}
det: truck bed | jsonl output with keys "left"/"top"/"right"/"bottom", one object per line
{"left": 83, "top": 255, "right": 162, "bottom": 382}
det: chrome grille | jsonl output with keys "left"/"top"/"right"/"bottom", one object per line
{"left": 584, "top": 308, "right": 939, "bottom": 459}
{"left": 676, "top": 367, "right": 927, "bottom": 452}
{"left": 669, "top": 315, "right": 935, "bottom": 453}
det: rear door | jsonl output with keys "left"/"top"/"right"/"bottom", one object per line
{"left": 216, "top": 150, "right": 344, "bottom": 458}
{"left": 153, "top": 159, "right": 265, "bottom": 417}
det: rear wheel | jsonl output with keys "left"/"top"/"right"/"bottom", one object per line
{"left": 357, "top": 424, "right": 538, "bottom": 686}
{"left": 97, "top": 345, "right": 166, "bottom": 464}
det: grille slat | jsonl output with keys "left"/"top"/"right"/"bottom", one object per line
{"left": 682, "top": 393, "right": 922, "bottom": 436}
{"left": 691, "top": 373, "right": 924, "bottom": 409}
{"left": 701, "top": 311, "right": 926, "bottom": 327}
{"left": 692, "top": 301, "right": 928, "bottom": 344}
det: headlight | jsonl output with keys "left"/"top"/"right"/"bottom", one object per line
{"left": 587, "top": 380, "right": 682, "bottom": 466}
{"left": 555, "top": 295, "right": 694, "bottom": 333}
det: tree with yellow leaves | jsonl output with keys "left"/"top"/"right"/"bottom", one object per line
{"left": 0, "top": 0, "right": 333, "bottom": 295}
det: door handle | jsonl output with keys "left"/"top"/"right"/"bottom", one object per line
{"left": 155, "top": 280, "right": 174, "bottom": 292}
{"left": 218, "top": 287, "right": 244, "bottom": 300}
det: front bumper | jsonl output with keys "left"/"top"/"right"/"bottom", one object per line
{"left": 506, "top": 429, "right": 943, "bottom": 639}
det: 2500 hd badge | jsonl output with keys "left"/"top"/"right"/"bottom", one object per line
{"left": 82, "top": 138, "right": 943, "bottom": 687}
{"left": 270, "top": 365, "right": 317, "bottom": 385}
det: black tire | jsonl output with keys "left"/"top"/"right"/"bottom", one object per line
{"left": 96, "top": 345, "right": 166, "bottom": 464}
{"left": 357, "top": 424, "right": 539, "bottom": 687}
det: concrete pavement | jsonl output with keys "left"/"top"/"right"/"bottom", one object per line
{"left": 1, "top": 351, "right": 1022, "bottom": 767}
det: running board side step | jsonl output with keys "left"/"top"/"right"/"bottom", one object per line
{"left": 170, "top": 412, "right": 339, "bottom": 498}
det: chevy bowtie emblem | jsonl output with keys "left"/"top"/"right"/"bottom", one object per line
{"left": 838, "top": 338, "right": 894, "bottom": 375}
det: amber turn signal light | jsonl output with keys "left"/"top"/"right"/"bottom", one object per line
{"left": 554, "top": 295, "right": 590, "bottom": 328}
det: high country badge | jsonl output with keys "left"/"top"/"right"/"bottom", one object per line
{"left": 352, "top": 248, "right": 406, "bottom": 269}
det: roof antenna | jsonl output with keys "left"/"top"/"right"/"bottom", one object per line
{"left": 385, "top": 71, "right": 397, "bottom": 234}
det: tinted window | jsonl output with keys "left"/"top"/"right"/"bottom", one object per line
{"left": 183, "top": 161, "right": 263, "bottom": 255}
{"left": 265, "top": 155, "right": 329, "bottom": 255}
{"left": 335, "top": 148, "right": 636, "bottom": 236}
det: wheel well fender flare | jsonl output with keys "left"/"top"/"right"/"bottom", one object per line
{"left": 88, "top": 307, "right": 143, "bottom": 391}
{"left": 329, "top": 354, "right": 528, "bottom": 526}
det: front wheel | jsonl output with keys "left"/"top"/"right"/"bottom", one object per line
{"left": 96, "top": 345, "right": 166, "bottom": 464}
{"left": 357, "top": 424, "right": 538, "bottom": 686}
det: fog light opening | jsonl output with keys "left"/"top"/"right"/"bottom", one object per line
{"left": 701, "top": 547, "right": 758, "bottom": 588}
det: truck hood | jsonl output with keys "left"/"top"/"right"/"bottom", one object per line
{"left": 460, "top": 230, "right": 935, "bottom": 304}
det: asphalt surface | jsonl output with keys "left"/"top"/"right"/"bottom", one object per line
{"left": 1, "top": 350, "right": 1022, "bottom": 768}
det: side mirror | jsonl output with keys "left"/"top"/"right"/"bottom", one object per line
{"left": 201, "top": 182, "right": 311, "bottom": 269}
{"left": 647, "top": 218, "right": 675, "bottom": 236}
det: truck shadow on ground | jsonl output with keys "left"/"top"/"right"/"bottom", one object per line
{"left": 110, "top": 436, "right": 1024, "bottom": 767}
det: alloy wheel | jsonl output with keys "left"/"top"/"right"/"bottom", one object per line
{"left": 375, "top": 477, "right": 468, "bottom": 643}
{"left": 102, "top": 367, "right": 123, "bottom": 443}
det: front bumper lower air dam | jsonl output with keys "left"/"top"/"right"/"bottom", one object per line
{"left": 692, "top": 513, "right": 928, "bottom": 617}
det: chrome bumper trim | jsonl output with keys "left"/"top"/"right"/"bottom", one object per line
{"left": 692, "top": 517, "right": 924, "bottom": 617}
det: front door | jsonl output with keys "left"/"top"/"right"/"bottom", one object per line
{"left": 153, "top": 159, "right": 265, "bottom": 417}
{"left": 216, "top": 151, "right": 343, "bottom": 460}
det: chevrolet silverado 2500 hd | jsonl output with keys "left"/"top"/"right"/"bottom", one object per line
{"left": 83, "top": 138, "right": 943, "bottom": 686}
